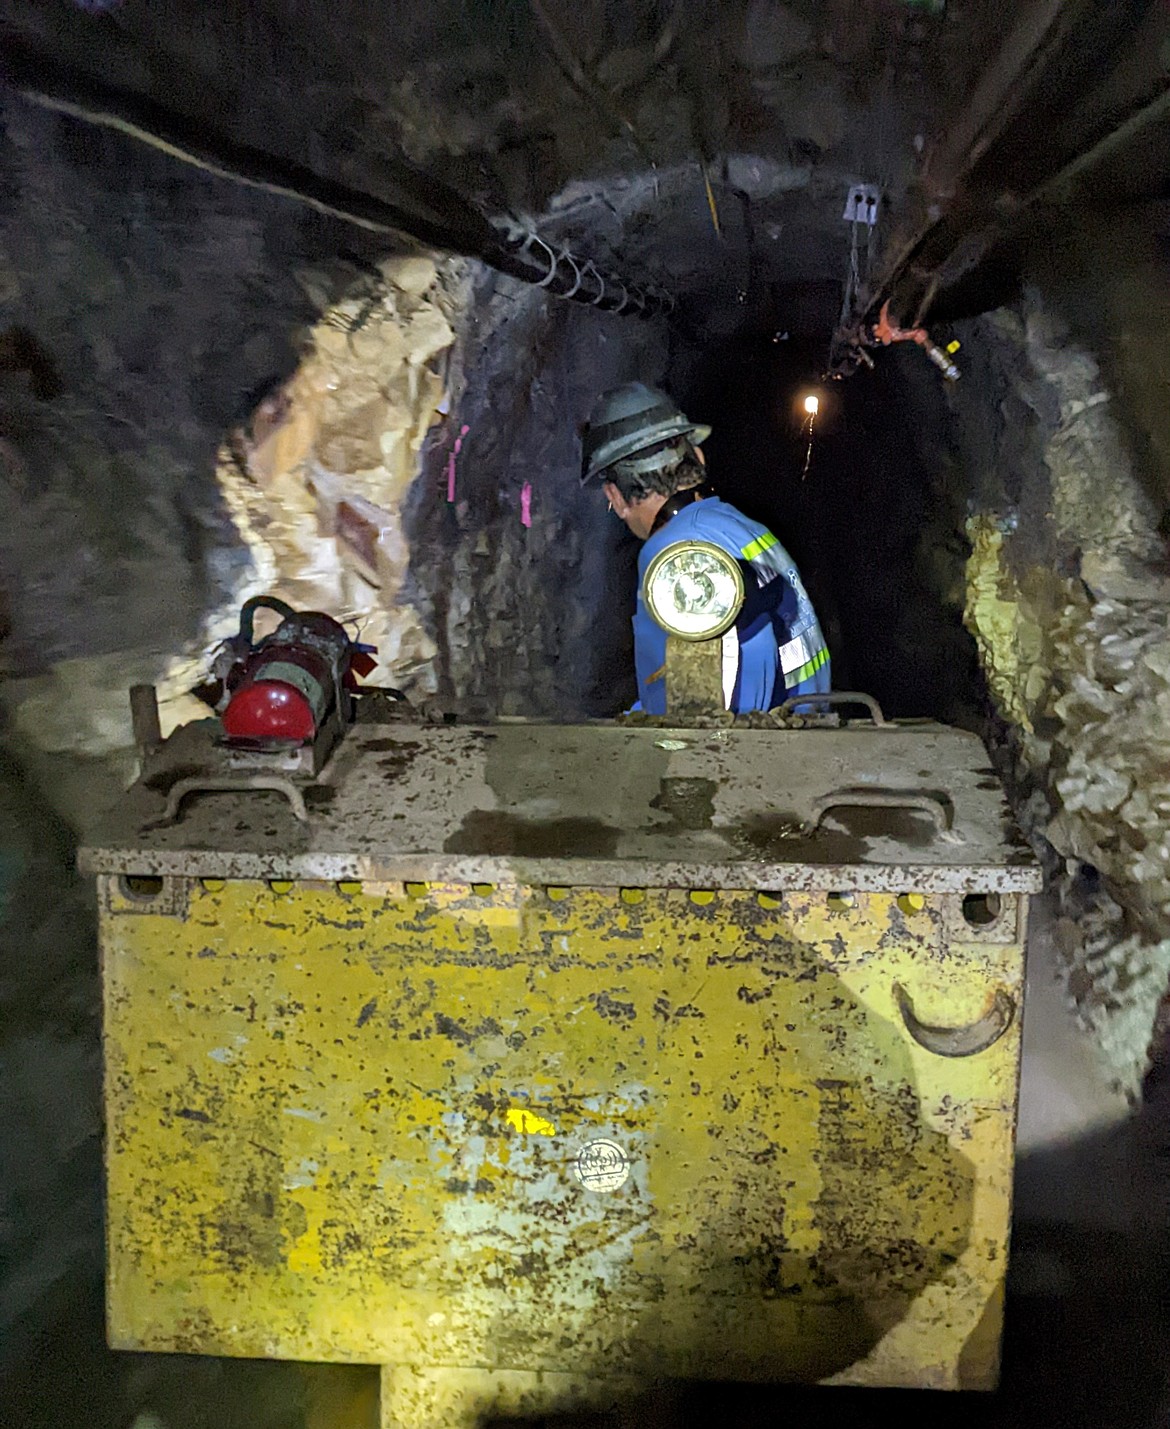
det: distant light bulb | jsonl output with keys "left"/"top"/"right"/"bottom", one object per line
{"left": 803, "top": 394, "right": 820, "bottom": 416}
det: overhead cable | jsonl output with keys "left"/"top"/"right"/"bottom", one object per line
{"left": 1, "top": 41, "right": 672, "bottom": 320}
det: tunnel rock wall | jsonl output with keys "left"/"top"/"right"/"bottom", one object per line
{"left": 0, "top": 96, "right": 373, "bottom": 776}
{"left": 952, "top": 297, "right": 1170, "bottom": 1097}
{"left": 407, "top": 273, "right": 665, "bottom": 719}
{"left": 0, "top": 99, "right": 402, "bottom": 1382}
{"left": 216, "top": 254, "right": 455, "bottom": 705}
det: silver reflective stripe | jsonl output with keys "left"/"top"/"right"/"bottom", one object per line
{"left": 259, "top": 659, "right": 328, "bottom": 721}
{"left": 721, "top": 627, "right": 740, "bottom": 709}
{"left": 779, "top": 633, "right": 812, "bottom": 676}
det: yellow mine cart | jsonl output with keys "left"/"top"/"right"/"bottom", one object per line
{"left": 81, "top": 699, "right": 1038, "bottom": 1425}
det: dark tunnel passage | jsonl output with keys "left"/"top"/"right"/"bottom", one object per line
{"left": 409, "top": 255, "right": 993, "bottom": 730}
{"left": 670, "top": 300, "right": 984, "bottom": 726}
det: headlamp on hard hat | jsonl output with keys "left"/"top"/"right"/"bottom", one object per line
{"left": 642, "top": 540, "right": 745, "bottom": 641}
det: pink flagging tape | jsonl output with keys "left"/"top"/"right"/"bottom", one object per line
{"left": 520, "top": 481, "right": 533, "bottom": 528}
{"left": 446, "top": 424, "right": 470, "bottom": 503}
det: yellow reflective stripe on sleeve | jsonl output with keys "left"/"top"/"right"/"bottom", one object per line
{"left": 741, "top": 531, "right": 778, "bottom": 561}
{"left": 786, "top": 646, "right": 829, "bottom": 686}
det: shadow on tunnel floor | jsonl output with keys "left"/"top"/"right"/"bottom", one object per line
{"left": 1, "top": 1271, "right": 349, "bottom": 1429}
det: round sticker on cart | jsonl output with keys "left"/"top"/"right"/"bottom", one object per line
{"left": 575, "top": 1139, "right": 630, "bottom": 1193}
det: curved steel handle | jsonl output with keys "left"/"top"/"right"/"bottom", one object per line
{"left": 146, "top": 776, "right": 309, "bottom": 829}
{"left": 777, "top": 691, "right": 887, "bottom": 726}
{"left": 895, "top": 984, "right": 1016, "bottom": 1058}
{"left": 809, "top": 789, "right": 953, "bottom": 832}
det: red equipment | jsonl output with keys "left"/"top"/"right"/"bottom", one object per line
{"left": 219, "top": 599, "right": 375, "bottom": 748}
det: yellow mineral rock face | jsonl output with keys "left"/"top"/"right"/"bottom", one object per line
{"left": 963, "top": 518, "right": 1031, "bottom": 731}
{"left": 215, "top": 256, "right": 455, "bottom": 705}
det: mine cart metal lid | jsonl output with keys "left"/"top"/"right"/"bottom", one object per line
{"left": 79, "top": 719, "right": 1042, "bottom": 893}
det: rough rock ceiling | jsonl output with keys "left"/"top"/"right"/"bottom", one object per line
{"left": 2, "top": 1, "right": 969, "bottom": 301}
{"left": 7, "top": 1, "right": 943, "bottom": 193}
{"left": 7, "top": 1, "right": 1170, "bottom": 339}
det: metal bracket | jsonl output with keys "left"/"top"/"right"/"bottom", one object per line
{"left": 664, "top": 635, "right": 726, "bottom": 720}
{"left": 942, "top": 892, "right": 1024, "bottom": 945}
{"left": 129, "top": 684, "right": 162, "bottom": 761}
{"left": 777, "top": 691, "right": 888, "bottom": 726}
{"left": 102, "top": 872, "right": 190, "bottom": 919}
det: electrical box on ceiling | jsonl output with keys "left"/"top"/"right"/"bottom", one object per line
{"left": 843, "top": 185, "right": 881, "bottom": 226}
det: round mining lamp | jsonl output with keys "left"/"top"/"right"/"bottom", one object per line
{"left": 642, "top": 540, "right": 745, "bottom": 641}
{"left": 803, "top": 393, "right": 820, "bottom": 416}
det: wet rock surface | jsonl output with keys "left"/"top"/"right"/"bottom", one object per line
{"left": 953, "top": 295, "right": 1170, "bottom": 1098}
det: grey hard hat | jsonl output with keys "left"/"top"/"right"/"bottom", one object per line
{"left": 580, "top": 382, "right": 711, "bottom": 484}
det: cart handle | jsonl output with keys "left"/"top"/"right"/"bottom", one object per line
{"left": 808, "top": 789, "right": 953, "bottom": 833}
{"left": 777, "top": 691, "right": 888, "bottom": 726}
{"left": 895, "top": 984, "right": 1016, "bottom": 1058}
{"left": 144, "top": 776, "right": 309, "bottom": 829}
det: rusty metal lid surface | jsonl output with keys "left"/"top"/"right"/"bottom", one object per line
{"left": 79, "top": 719, "right": 1042, "bottom": 892}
